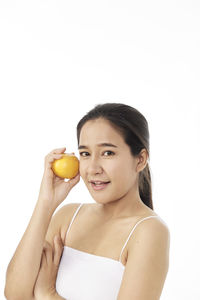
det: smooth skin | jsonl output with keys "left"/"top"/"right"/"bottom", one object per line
{"left": 4, "top": 147, "right": 80, "bottom": 300}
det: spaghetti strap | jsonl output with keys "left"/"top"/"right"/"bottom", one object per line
{"left": 119, "top": 215, "right": 160, "bottom": 263}
{"left": 65, "top": 203, "right": 84, "bottom": 241}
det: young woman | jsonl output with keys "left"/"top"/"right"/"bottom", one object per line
{"left": 5, "top": 103, "right": 170, "bottom": 300}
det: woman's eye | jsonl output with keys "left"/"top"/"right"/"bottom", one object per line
{"left": 104, "top": 151, "right": 114, "bottom": 156}
{"left": 79, "top": 151, "right": 89, "bottom": 157}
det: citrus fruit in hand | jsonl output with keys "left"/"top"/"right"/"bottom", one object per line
{"left": 52, "top": 153, "right": 79, "bottom": 179}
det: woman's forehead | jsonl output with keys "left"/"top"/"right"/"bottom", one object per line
{"left": 79, "top": 119, "right": 124, "bottom": 144}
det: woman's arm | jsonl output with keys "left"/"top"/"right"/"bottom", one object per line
{"left": 4, "top": 148, "right": 80, "bottom": 300}
{"left": 5, "top": 199, "right": 55, "bottom": 300}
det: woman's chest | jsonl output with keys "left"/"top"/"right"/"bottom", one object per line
{"left": 61, "top": 211, "right": 137, "bottom": 266}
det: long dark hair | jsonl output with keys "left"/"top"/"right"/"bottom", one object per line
{"left": 76, "top": 103, "right": 153, "bottom": 210}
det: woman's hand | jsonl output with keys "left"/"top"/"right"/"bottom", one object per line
{"left": 34, "top": 235, "right": 65, "bottom": 300}
{"left": 38, "top": 147, "right": 80, "bottom": 211}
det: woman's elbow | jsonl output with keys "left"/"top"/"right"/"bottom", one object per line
{"left": 4, "top": 278, "right": 34, "bottom": 300}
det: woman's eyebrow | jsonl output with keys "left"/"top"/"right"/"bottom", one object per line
{"left": 78, "top": 143, "right": 118, "bottom": 150}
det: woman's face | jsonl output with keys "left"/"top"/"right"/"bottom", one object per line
{"left": 78, "top": 118, "right": 141, "bottom": 204}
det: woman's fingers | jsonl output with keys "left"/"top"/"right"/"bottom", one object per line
{"left": 44, "top": 153, "right": 64, "bottom": 171}
{"left": 53, "top": 235, "right": 64, "bottom": 266}
{"left": 50, "top": 147, "right": 66, "bottom": 154}
{"left": 41, "top": 237, "right": 63, "bottom": 268}
{"left": 44, "top": 147, "right": 66, "bottom": 170}
{"left": 43, "top": 241, "right": 53, "bottom": 265}
{"left": 40, "top": 249, "right": 46, "bottom": 268}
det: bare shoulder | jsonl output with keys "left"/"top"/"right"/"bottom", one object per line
{"left": 133, "top": 205, "right": 170, "bottom": 240}
{"left": 54, "top": 202, "right": 82, "bottom": 219}
{"left": 130, "top": 215, "right": 170, "bottom": 247}
{"left": 127, "top": 214, "right": 170, "bottom": 264}
{"left": 45, "top": 202, "right": 82, "bottom": 246}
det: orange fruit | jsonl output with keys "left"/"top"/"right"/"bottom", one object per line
{"left": 52, "top": 153, "right": 79, "bottom": 179}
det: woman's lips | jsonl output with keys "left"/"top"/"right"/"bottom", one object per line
{"left": 90, "top": 182, "right": 110, "bottom": 191}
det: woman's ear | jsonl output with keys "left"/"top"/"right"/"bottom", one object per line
{"left": 136, "top": 149, "right": 149, "bottom": 172}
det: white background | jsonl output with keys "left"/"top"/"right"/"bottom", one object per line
{"left": 0, "top": 0, "right": 200, "bottom": 299}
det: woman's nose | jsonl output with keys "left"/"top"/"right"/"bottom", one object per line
{"left": 87, "top": 157, "right": 103, "bottom": 175}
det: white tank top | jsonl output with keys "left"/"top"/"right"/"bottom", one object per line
{"left": 56, "top": 203, "right": 160, "bottom": 300}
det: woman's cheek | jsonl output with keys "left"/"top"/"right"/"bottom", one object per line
{"left": 79, "top": 160, "right": 85, "bottom": 176}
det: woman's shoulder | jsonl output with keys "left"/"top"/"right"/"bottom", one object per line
{"left": 46, "top": 203, "right": 82, "bottom": 246}
{"left": 56, "top": 202, "right": 84, "bottom": 226}
{"left": 127, "top": 208, "right": 170, "bottom": 255}
{"left": 132, "top": 207, "right": 170, "bottom": 243}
